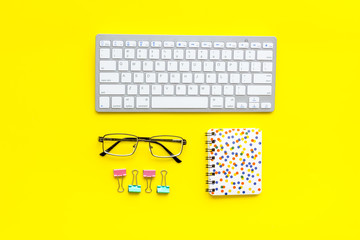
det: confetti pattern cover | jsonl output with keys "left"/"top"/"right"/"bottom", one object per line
{"left": 206, "top": 128, "right": 262, "bottom": 196}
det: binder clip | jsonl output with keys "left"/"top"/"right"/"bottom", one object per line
{"left": 157, "top": 170, "right": 170, "bottom": 194}
{"left": 143, "top": 170, "right": 156, "bottom": 193}
{"left": 128, "top": 170, "right": 141, "bottom": 193}
{"left": 113, "top": 169, "right": 126, "bottom": 193}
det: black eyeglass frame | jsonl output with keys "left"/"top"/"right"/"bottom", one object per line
{"left": 98, "top": 133, "right": 187, "bottom": 163}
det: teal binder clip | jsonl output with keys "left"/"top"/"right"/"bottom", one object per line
{"left": 157, "top": 170, "right": 170, "bottom": 194}
{"left": 128, "top": 170, "right": 141, "bottom": 193}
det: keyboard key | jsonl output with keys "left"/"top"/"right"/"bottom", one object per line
{"left": 124, "top": 49, "right": 135, "bottom": 59}
{"left": 137, "top": 97, "right": 150, "bottom": 108}
{"left": 186, "top": 50, "right": 196, "bottom": 59}
{"left": 254, "top": 74, "right": 272, "bottom": 83}
{"left": 237, "top": 102, "right": 247, "bottom": 108}
{"left": 158, "top": 73, "right": 168, "bottom": 83}
{"left": 225, "top": 97, "right": 235, "bottom": 108}
{"left": 224, "top": 86, "right": 234, "bottom": 95}
{"left": 126, "top": 41, "right": 137, "bottom": 47}
{"left": 226, "top": 42, "right": 237, "bottom": 48}
{"left": 242, "top": 74, "right": 252, "bottom": 83}
{"left": 149, "top": 49, "right": 160, "bottom": 59}
{"left": 230, "top": 74, "right": 240, "bottom": 83}
{"left": 152, "top": 97, "right": 208, "bottom": 108}
{"left": 155, "top": 61, "right": 166, "bottom": 71}
{"left": 212, "top": 85, "right": 222, "bottom": 95}
{"left": 170, "top": 73, "right": 181, "bottom": 83}
{"left": 99, "top": 97, "right": 110, "bottom": 108}
{"left": 234, "top": 50, "right": 244, "bottom": 60}
{"left": 221, "top": 50, "right": 232, "bottom": 60}
{"left": 100, "top": 73, "right": 119, "bottom": 83}
{"left": 239, "top": 62, "right": 250, "bottom": 72}
{"left": 194, "top": 73, "right": 205, "bottom": 83}
{"left": 151, "top": 41, "right": 162, "bottom": 47}
{"left": 201, "top": 42, "right": 212, "bottom": 48}
{"left": 182, "top": 73, "right": 192, "bottom": 83}
{"left": 251, "top": 62, "right": 261, "bottom": 72}
{"left": 250, "top": 42, "right": 261, "bottom": 48}
{"left": 238, "top": 42, "right": 249, "bottom": 48}
{"left": 124, "top": 97, "right": 135, "bottom": 108}
{"left": 257, "top": 50, "right": 273, "bottom": 60}
{"left": 191, "top": 62, "right": 201, "bottom": 71}
{"left": 245, "top": 50, "right": 255, "bottom": 60}
{"left": 146, "top": 73, "right": 156, "bottom": 83}
{"left": 198, "top": 50, "right": 208, "bottom": 60}
{"left": 161, "top": 49, "right": 172, "bottom": 59}
{"left": 100, "top": 49, "right": 110, "bottom": 58}
{"left": 118, "top": 61, "right": 129, "bottom": 71}
{"left": 206, "top": 73, "right": 216, "bottom": 83}
{"left": 210, "top": 50, "right": 220, "bottom": 59}
{"left": 100, "top": 85, "right": 125, "bottom": 95}
{"left": 218, "top": 73, "right": 229, "bottom": 83}
{"left": 204, "top": 62, "right": 214, "bottom": 71}
{"left": 248, "top": 85, "right": 272, "bottom": 95}
{"left": 176, "top": 42, "right": 187, "bottom": 47}
{"left": 152, "top": 85, "right": 162, "bottom": 95}
{"left": 261, "top": 102, "right": 272, "bottom": 108}
{"left": 112, "top": 49, "right": 122, "bottom": 58}
{"left": 215, "top": 62, "right": 225, "bottom": 71}
{"left": 174, "top": 49, "right": 184, "bottom": 59}
{"left": 167, "top": 61, "right": 178, "bottom": 71}
{"left": 214, "top": 42, "right": 224, "bottom": 48}
{"left": 176, "top": 85, "right": 186, "bottom": 95}
{"left": 164, "top": 85, "right": 174, "bottom": 95}
{"left": 139, "top": 85, "right": 150, "bottom": 95}
{"left": 138, "top": 41, "right": 149, "bottom": 47}
{"left": 188, "top": 85, "right": 198, "bottom": 95}
{"left": 113, "top": 41, "right": 123, "bottom": 47}
{"left": 137, "top": 49, "right": 148, "bottom": 59}
{"left": 100, "top": 61, "right": 116, "bottom": 70}
{"left": 127, "top": 85, "right": 138, "bottom": 95}
{"left": 210, "top": 97, "right": 223, "bottom": 108}
{"left": 164, "top": 41, "right": 175, "bottom": 47}
{"left": 143, "top": 61, "right": 154, "bottom": 71}
{"left": 112, "top": 97, "right": 122, "bottom": 108}
{"left": 179, "top": 62, "right": 190, "bottom": 71}
{"left": 121, "top": 73, "right": 131, "bottom": 83}
{"left": 263, "top": 62, "right": 273, "bottom": 72}
{"left": 131, "top": 61, "right": 141, "bottom": 71}
{"left": 100, "top": 40, "right": 110, "bottom": 47}
{"left": 189, "top": 42, "right": 200, "bottom": 47}
{"left": 249, "top": 103, "right": 260, "bottom": 108}
{"left": 200, "top": 85, "right": 210, "bottom": 95}
{"left": 263, "top": 42, "right": 274, "bottom": 48}
{"left": 235, "top": 86, "right": 246, "bottom": 95}
{"left": 249, "top": 97, "right": 259, "bottom": 103}
{"left": 134, "top": 73, "right": 144, "bottom": 83}
{"left": 227, "top": 62, "right": 237, "bottom": 72}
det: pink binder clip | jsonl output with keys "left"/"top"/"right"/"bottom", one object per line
{"left": 143, "top": 170, "right": 156, "bottom": 193}
{"left": 113, "top": 169, "right": 126, "bottom": 193}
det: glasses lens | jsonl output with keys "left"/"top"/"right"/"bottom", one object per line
{"left": 103, "top": 134, "right": 138, "bottom": 156}
{"left": 149, "top": 136, "right": 183, "bottom": 158}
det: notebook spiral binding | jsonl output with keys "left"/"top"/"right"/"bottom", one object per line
{"left": 206, "top": 130, "right": 216, "bottom": 193}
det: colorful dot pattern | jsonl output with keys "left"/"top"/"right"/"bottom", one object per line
{"left": 207, "top": 128, "right": 262, "bottom": 196}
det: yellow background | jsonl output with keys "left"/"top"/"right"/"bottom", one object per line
{"left": 1, "top": 0, "right": 359, "bottom": 239}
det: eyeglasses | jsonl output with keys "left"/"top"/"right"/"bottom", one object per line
{"left": 98, "top": 133, "right": 187, "bottom": 163}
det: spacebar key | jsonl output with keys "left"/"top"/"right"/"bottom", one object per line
{"left": 152, "top": 97, "right": 208, "bottom": 108}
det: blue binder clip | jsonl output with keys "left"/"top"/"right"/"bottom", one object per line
{"left": 128, "top": 170, "right": 141, "bottom": 193}
{"left": 157, "top": 170, "right": 170, "bottom": 194}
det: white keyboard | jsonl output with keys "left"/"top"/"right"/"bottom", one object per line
{"left": 95, "top": 34, "right": 277, "bottom": 112}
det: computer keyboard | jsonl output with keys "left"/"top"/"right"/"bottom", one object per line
{"left": 95, "top": 34, "right": 277, "bottom": 112}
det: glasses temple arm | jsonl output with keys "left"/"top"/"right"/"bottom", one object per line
{"left": 150, "top": 141, "right": 182, "bottom": 163}
{"left": 99, "top": 141, "right": 121, "bottom": 156}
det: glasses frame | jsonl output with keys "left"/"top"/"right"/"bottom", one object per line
{"left": 98, "top": 133, "right": 187, "bottom": 163}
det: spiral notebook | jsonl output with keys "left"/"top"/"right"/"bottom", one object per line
{"left": 206, "top": 128, "right": 262, "bottom": 196}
